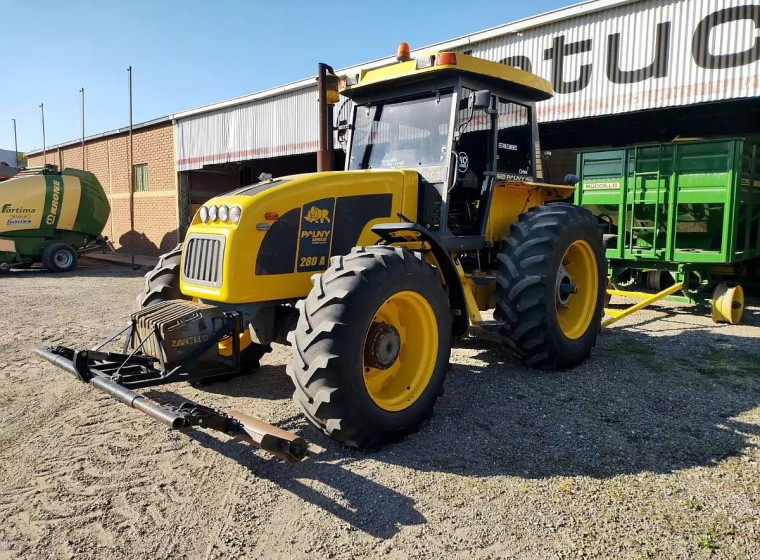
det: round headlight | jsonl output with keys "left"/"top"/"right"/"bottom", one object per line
{"left": 218, "top": 204, "right": 229, "bottom": 222}
{"left": 208, "top": 204, "right": 218, "bottom": 222}
{"left": 199, "top": 206, "right": 208, "bottom": 223}
{"left": 229, "top": 205, "right": 242, "bottom": 224}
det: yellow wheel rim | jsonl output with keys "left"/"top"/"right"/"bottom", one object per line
{"left": 556, "top": 240, "right": 598, "bottom": 340}
{"left": 362, "top": 290, "right": 438, "bottom": 412}
{"left": 712, "top": 283, "right": 744, "bottom": 325}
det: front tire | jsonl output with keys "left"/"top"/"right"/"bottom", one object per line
{"left": 495, "top": 203, "right": 605, "bottom": 370}
{"left": 138, "top": 244, "right": 184, "bottom": 308}
{"left": 287, "top": 246, "right": 452, "bottom": 448}
{"left": 41, "top": 243, "right": 77, "bottom": 272}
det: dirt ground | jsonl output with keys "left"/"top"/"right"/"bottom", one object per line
{"left": 0, "top": 258, "right": 758, "bottom": 559}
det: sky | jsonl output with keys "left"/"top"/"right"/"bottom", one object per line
{"left": 1, "top": 0, "right": 575, "bottom": 152}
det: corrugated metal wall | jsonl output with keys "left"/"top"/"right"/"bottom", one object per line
{"left": 176, "top": 87, "right": 319, "bottom": 171}
{"left": 177, "top": 0, "right": 760, "bottom": 171}
{"left": 470, "top": 0, "right": 760, "bottom": 122}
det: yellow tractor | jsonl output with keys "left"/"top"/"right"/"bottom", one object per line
{"left": 37, "top": 46, "right": 605, "bottom": 461}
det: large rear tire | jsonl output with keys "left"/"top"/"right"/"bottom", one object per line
{"left": 287, "top": 246, "right": 452, "bottom": 448}
{"left": 138, "top": 243, "right": 269, "bottom": 370}
{"left": 494, "top": 203, "right": 605, "bottom": 370}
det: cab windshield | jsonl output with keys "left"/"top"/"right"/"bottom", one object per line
{"left": 349, "top": 92, "right": 453, "bottom": 171}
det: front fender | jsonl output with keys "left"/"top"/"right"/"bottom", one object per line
{"left": 372, "top": 222, "right": 469, "bottom": 337}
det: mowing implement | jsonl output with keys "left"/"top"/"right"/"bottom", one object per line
{"left": 37, "top": 46, "right": 605, "bottom": 460}
{"left": 575, "top": 139, "right": 759, "bottom": 325}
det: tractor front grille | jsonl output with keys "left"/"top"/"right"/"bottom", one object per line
{"left": 181, "top": 234, "right": 225, "bottom": 288}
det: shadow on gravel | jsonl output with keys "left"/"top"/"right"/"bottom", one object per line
{"left": 189, "top": 320, "right": 759, "bottom": 484}
{"left": 2, "top": 261, "right": 146, "bottom": 279}
{"left": 181, "top": 427, "right": 426, "bottom": 539}
{"left": 199, "top": 364, "right": 294, "bottom": 401}
{"left": 371, "top": 325, "right": 760, "bottom": 480}
{"left": 145, "top": 301, "right": 759, "bottom": 535}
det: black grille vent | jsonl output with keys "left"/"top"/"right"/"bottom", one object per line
{"left": 182, "top": 235, "right": 224, "bottom": 287}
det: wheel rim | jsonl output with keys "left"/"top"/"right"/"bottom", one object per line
{"left": 555, "top": 240, "right": 598, "bottom": 340}
{"left": 362, "top": 290, "right": 438, "bottom": 412}
{"left": 712, "top": 284, "right": 744, "bottom": 325}
{"left": 54, "top": 249, "right": 73, "bottom": 269}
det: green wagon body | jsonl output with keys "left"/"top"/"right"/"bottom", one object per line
{"left": 575, "top": 138, "right": 760, "bottom": 303}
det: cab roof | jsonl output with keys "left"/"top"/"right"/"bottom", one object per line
{"left": 339, "top": 51, "right": 554, "bottom": 102}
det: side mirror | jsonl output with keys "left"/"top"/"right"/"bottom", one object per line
{"left": 337, "top": 119, "right": 350, "bottom": 145}
{"left": 469, "top": 90, "right": 492, "bottom": 111}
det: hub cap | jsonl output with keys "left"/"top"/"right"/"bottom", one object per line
{"left": 54, "top": 249, "right": 74, "bottom": 269}
{"left": 364, "top": 322, "right": 401, "bottom": 369}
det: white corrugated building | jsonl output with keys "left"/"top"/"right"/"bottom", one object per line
{"left": 25, "top": 0, "right": 760, "bottom": 251}
{"left": 174, "top": 0, "right": 760, "bottom": 224}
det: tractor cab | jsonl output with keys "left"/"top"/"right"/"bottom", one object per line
{"left": 338, "top": 47, "right": 556, "bottom": 250}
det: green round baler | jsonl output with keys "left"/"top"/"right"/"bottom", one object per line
{"left": 0, "top": 168, "right": 110, "bottom": 272}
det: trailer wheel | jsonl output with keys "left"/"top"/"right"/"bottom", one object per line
{"left": 139, "top": 243, "right": 269, "bottom": 370}
{"left": 41, "top": 243, "right": 78, "bottom": 273}
{"left": 495, "top": 203, "right": 606, "bottom": 370}
{"left": 287, "top": 246, "right": 451, "bottom": 448}
{"left": 711, "top": 283, "right": 744, "bottom": 325}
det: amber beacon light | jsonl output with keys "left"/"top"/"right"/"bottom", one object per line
{"left": 396, "top": 42, "right": 411, "bottom": 62}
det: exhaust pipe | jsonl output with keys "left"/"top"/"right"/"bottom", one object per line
{"left": 316, "top": 62, "right": 338, "bottom": 172}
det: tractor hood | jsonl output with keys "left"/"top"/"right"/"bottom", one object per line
{"left": 180, "top": 169, "right": 420, "bottom": 304}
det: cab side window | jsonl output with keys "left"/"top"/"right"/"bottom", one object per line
{"left": 496, "top": 100, "right": 532, "bottom": 179}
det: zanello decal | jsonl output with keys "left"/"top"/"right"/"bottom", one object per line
{"left": 170, "top": 334, "right": 210, "bottom": 347}
{"left": 45, "top": 179, "right": 62, "bottom": 226}
{"left": 297, "top": 198, "right": 335, "bottom": 273}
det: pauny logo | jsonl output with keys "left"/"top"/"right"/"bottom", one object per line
{"left": 304, "top": 206, "right": 331, "bottom": 224}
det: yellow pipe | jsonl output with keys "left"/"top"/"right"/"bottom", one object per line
{"left": 607, "top": 289, "right": 663, "bottom": 299}
{"left": 602, "top": 282, "right": 684, "bottom": 328}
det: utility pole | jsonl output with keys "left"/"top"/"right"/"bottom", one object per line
{"left": 39, "top": 103, "right": 46, "bottom": 165}
{"left": 12, "top": 118, "right": 18, "bottom": 168}
{"left": 128, "top": 66, "right": 136, "bottom": 269}
{"left": 80, "top": 88, "right": 85, "bottom": 169}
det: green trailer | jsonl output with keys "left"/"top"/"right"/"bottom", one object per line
{"left": 575, "top": 138, "right": 760, "bottom": 324}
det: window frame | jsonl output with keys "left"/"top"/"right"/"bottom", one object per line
{"left": 132, "top": 163, "right": 149, "bottom": 193}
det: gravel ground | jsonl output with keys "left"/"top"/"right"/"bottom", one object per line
{"left": 0, "top": 258, "right": 758, "bottom": 559}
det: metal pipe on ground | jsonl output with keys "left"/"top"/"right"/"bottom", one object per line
{"left": 33, "top": 346, "right": 308, "bottom": 463}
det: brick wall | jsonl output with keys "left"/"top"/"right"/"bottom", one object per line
{"left": 27, "top": 122, "right": 178, "bottom": 256}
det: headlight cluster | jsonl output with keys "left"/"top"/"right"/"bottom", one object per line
{"left": 199, "top": 204, "right": 242, "bottom": 224}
